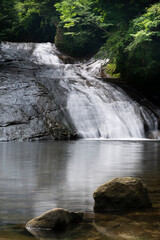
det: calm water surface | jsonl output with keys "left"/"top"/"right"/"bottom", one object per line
{"left": 0, "top": 140, "right": 160, "bottom": 239}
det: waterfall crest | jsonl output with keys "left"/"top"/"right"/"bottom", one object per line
{"left": 0, "top": 42, "right": 159, "bottom": 140}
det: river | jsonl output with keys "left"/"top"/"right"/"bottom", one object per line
{"left": 0, "top": 140, "right": 160, "bottom": 239}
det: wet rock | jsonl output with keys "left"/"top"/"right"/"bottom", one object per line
{"left": 26, "top": 208, "right": 84, "bottom": 231}
{"left": 0, "top": 42, "right": 77, "bottom": 141}
{"left": 147, "top": 131, "right": 160, "bottom": 139}
{"left": 100, "top": 64, "right": 113, "bottom": 79}
{"left": 27, "top": 213, "right": 99, "bottom": 240}
{"left": 158, "top": 118, "right": 160, "bottom": 129}
{"left": 93, "top": 177, "right": 152, "bottom": 212}
{"left": 58, "top": 54, "right": 76, "bottom": 64}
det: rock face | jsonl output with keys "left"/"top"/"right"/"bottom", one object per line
{"left": 0, "top": 42, "right": 77, "bottom": 141}
{"left": 26, "top": 208, "right": 84, "bottom": 231}
{"left": 93, "top": 177, "right": 152, "bottom": 212}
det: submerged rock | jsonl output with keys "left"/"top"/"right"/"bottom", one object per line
{"left": 26, "top": 208, "right": 84, "bottom": 231}
{"left": 93, "top": 177, "right": 152, "bottom": 212}
{"left": 93, "top": 210, "right": 160, "bottom": 240}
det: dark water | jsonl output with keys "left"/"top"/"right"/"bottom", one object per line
{"left": 0, "top": 140, "right": 160, "bottom": 239}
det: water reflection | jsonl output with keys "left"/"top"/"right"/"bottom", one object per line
{"left": 0, "top": 141, "right": 160, "bottom": 226}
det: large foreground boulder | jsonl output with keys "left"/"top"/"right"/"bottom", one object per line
{"left": 26, "top": 208, "right": 84, "bottom": 231}
{"left": 93, "top": 177, "right": 152, "bottom": 212}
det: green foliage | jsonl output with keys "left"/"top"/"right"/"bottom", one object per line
{"left": 120, "top": 2, "right": 160, "bottom": 88}
{"left": 13, "top": 0, "right": 59, "bottom": 42}
{"left": 54, "top": 0, "right": 105, "bottom": 31}
{"left": 0, "top": 0, "right": 18, "bottom": 41}
{"left": 54, "top": 0, "right": 105, "bottom": 56}
{"left": 91, "top": 0, "right": 160, "bottom": 94}
{"left": 0, "top": 0, "right": 59, "bottom": 42}
{"left": 105, "top": 63, "right": 120, "bottom": 78}
{"left": 126, "top": 3, "right": 160, "bottom": 53}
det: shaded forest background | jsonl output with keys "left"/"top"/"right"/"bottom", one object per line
{"left": 0, "top": 0, "right": 160, "bottom": 103}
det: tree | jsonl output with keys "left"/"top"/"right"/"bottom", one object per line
{"left": 54, "top": 0, "right": 108, "bottom": 56}
{"left": 0, "top": 0, "right": 18, "bottom": 41}
{"left": 0, "top": 0, "right": 59, "bottom": 42}
{"left": 14, "top": 0, "right": 59, "bottom": 42}
{"left": 120, "top": 3, "right": 160, "bottom": 88}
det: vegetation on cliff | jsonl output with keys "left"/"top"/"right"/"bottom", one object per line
{"left": 120, "top": 3, "right": 160, "bottom": 89}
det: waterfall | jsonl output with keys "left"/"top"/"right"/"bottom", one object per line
{"left": 0, "top": 42, "right": 159, "bottom": 140}
{"left": 66, "top": 73, "right": 158, "bottom": 139}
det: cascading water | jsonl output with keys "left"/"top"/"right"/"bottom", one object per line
{"left": 66, "top": 66, "right": 158, "bottom": 139}
{"left": 0, "top": 42, "right": 159, "bottom": 140}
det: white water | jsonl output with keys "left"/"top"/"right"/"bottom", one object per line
{"left": 65, "top": 59, "right": 158, "bottom": 139}
{"left": 1, "top": 42, "right": 159, "bottom": 139}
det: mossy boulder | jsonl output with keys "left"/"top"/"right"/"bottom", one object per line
{"left": 93, "top": 177, "right": 152, "bottom": 212}
{"left": 26, "top": 208, "right": 84, "bottom": 231}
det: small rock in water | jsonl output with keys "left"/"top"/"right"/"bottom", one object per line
{"left": 147, "top": 131, "right": 160, "bottom": 139}
{"left": 93, "top": 177, "right": 152, "bottom": 212}
{"left": 26, "top": 208, "right": 84, "bottom": 231}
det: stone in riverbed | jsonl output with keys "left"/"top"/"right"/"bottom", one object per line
{"left": 26, "top": 208, "right": 84, "bottom": 231}
{"left": 93, "top": 177, "right": 152, "bottom": 212}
